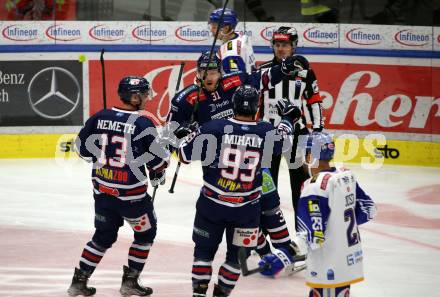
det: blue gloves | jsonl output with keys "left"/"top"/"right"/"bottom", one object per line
{"left": 258, "top": 248, "right": 293, "bottom": 277}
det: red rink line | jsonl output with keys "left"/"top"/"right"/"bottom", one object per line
{"left": 361, "top": 226, "right": 440, "bottom": 251}
{"left": 407, "top": 184, "right": 440, "bottom": 205}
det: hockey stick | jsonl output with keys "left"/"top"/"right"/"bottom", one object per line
{"left": 100, "top": 49, "right": 107, "bottom": 109}
{"left": 168, "top": 1, "right": 229, "bottom": 194}
{"left": 165, "top": 61, "right": 185, "bottom": 194}
{"left": 238, "top": 247, "right": 307, "bottom": 276}
{"left": 238, "top": 247, "right": 270, "bottom": 276}
{"left": 203, "top": 0, "right": 229, "bottom": 82}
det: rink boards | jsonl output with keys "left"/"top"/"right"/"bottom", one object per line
{"left": 0, "top": 50, "right": 439, "bottom": 167}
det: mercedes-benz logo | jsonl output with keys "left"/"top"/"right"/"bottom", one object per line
{"left": 28, "top": 67, "right": 81, "bottom": 120}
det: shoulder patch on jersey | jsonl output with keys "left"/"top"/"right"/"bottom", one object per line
{"left": 262, "top": 169, "right": 276, "bottom": 194}
{"left": 308, "top": 199, "right": 320, "bottom": 214}
{"left": 221, "top": 74, "right": 242, "bottom": 91}
{"left": 186, "top": 90, "right": 206, "bottom": 106}
{"left": 236, "top": 40, "right": 241, "bottom": 55}
{"left": 320, "top": 173, "right": 332, "bottom": 190}
{"left": 227, "top": 41, "right": 233, "bottom": 51}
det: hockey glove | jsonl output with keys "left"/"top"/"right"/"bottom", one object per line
{"left": 149, "top": 169, "right": 166, "bottom": 187}
{"left": 281, "top": 56, "right": 300, "bottom": 77}
{"left": 175, "top": 122, "right": 199, "bottom": 139}
{"left": 276, "top": 98, "right": 301, "bottom": 124}
{"left": 258, "top": 248, "right": 293, "bottom": 277}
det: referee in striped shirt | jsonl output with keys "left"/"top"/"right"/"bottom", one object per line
{"left": 258, "top": 26, "right": 324, "bottom": 216}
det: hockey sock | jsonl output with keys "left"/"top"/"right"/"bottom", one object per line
{"left": 268, "top": 224, "right": 291, "bottom": 247}
{"left": 217, "top": 262, "right": 241, "bottom": 291}
{"left": 128, "top": 242, "right": 152, "bottom": 272}
{"left": 256, "top": 231, "right": 271, "bottom": 257}
{"left": 192, "top": 259, "right": 213, "bottom": 289}
{"left": 79, "top": 241, "right": 106, "bottom": 274}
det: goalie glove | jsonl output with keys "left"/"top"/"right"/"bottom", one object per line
{"left": 258, "top": 248, "right": 293, "bottom": 277}
{"left": 276, "top": 98, "right": 301, "bottom": 124}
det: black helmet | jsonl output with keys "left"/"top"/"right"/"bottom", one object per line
{"left": 271, "top": 26, "right": 298, "bottom": 48}
{"left": 232, "top": 85, "right": 259, "bottom": 116}
{"left": 117, "top": 76, "right": 151, "bottom": 103}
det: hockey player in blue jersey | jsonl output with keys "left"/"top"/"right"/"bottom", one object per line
{"left": 178, "top": 85, "right": 299, "bottom": 297}
{"left": 168, "top": 50, "right": 299, "bottom": 140}
{"left": 68, "top": 76, "right": 169, "bottom": 297}
{"left": 208, "top": 7, "right": 256, "bottom": 74}
{"left": 168, "top": 51, "right": 304, "bottom": 276}
{"left": 258, "top": 132, "right": 377, "bottom": 297}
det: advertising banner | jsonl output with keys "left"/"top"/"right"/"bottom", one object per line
{"left": 0, "top": 60, "right": 83, "bottom": 126}
{"left": 89, "top": 59, "right": 440, "bottom": 136}
{"left": 0, "top": 21, "right": 437, "bottom": 52}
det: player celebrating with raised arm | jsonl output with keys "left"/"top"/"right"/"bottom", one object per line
{"left": 259, "top": 132, "right": 377, "bottom": 297}
{"left": 259, "top": 26, "right": 324, "bottom": 215}
{"left": 178, "top": 85, "right": 299, "bottom": 297}
{"left": 208, "top": 7, "right": 256, "bottom": 74}
{"left": 68, "top": 76, "right": 169, "bottom": 297}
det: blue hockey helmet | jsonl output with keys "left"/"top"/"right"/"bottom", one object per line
{"left": 232, "top": 85, "right": 260, "bottom": 116}
{"left": 209, "top": 8, "right": 238, "bottom": 29}
{"left": 117, "top": 76, "right": 151, "bottom": 102}
{"left": 197, "top": 51, "right": 221, "bottom": 73}
{"left": 305, "top": 132, "right": 335, "bottom": 161}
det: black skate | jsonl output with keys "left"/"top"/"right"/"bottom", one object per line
{"left": 192, "top": 283, "right": 208, "bottom": 297}
{"left": 120, "top": 265, "right": 153, "bottom": 297}
{"left": 67, "top": 267, "right": 96, "bottom": 296}
{"left": 213, "top": 284, "right": 230, "bottom": 297}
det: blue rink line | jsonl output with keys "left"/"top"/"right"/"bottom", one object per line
{"left": 0, "top": 44, "right": 439, "bottom": 59}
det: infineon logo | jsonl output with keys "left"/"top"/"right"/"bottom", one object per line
{"left": 45, "top": 24, "right": 81, "bottom": 41}
{"left": 132, "top": 25, "right": 167, "bottom": 41}
{"left": 394, "top": 30, "right": 430, "bottom": 46}
{"left": 2, "top": 24, "right": 38, "bottom": 42}
{"left": 303, "top": 27, "right": 337, "bottom": 44}
{"left": 346, "top": 28, "right": 382, "bottom": 45}
{"left": 260, "top": 26, "right": 277, "bottom": 42}
{"left": 175, "top": 25, "right": 209, "bottom": 42}
{"left": 88, "top": 24, "right": 125, "bottom": 41}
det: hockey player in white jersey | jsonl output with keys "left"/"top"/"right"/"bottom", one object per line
{"left": 259, "top": 132, "right": 377, "bottom": 297}
{"left": 208, "top": 7, "right": 256, "bottom": 74}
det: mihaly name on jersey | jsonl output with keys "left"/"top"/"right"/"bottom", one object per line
{"left": 223, "top": 134, "right": 263, "bottom": 148}
{"left": 97, "top": 119, "right": 136, "bottom": 134}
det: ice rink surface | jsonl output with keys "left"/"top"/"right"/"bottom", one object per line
{"left": 0, "top": 158, "right": 439, "bottom": 297}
